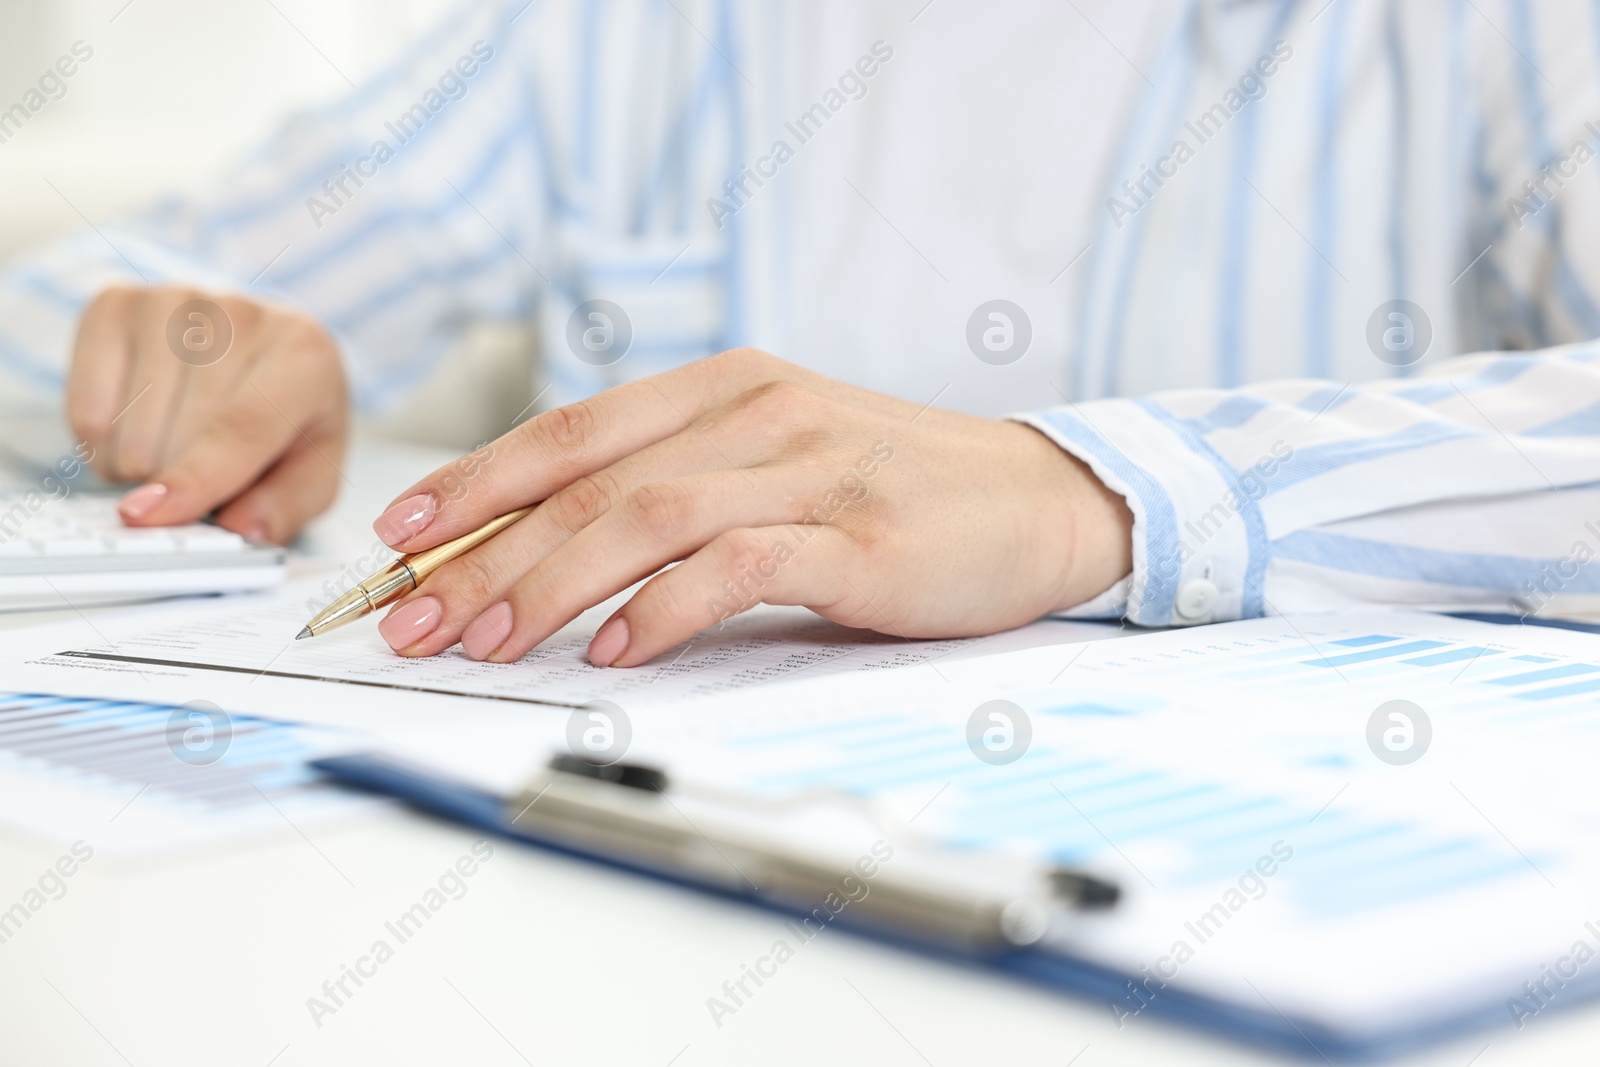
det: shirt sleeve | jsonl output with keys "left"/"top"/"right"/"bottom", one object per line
{"left": 0, "top": 0, "right": 557, "bottom": 413}
{"left": 1016, "top": 346, "right": 1600, "bottom": 625}
{"left": 1020, "top": 1, "right": 1600, "bottom": 627}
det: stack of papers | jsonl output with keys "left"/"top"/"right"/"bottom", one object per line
{"left": 8, "top": 581, "right": 1600, "bottom": 1053}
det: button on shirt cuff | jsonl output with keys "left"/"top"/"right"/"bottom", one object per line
{"left": 1011, "top": 399, "right": 1263, "bottom": 627}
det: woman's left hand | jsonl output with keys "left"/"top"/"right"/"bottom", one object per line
{"left": 369, "top": 349, "right": 1133, "bottom": 667}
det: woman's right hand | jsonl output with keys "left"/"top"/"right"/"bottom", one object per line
{"left": 66, "top": 284, "right": 350, "bottom": 543}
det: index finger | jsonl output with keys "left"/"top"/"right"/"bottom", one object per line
{"left": 373, "top": 349, "right": 786, "bottom": 551}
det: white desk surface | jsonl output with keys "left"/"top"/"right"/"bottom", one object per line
{"left": 0, "top": 434, "right": 1586, "bottom": 1067}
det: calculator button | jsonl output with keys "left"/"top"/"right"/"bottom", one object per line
{"left": 111, "top": 531, "right": 180, "bottom": 554}
{"left": 42, "top": 536, "right": 110, "bottom": 556}
{"left": 176, "top": 529, "right": 246, "bottom": 553}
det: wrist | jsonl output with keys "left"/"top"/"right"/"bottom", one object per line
{"left": 1019, "top": 425, "right": 1134, "bottom": 613}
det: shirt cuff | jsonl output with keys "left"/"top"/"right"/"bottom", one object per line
{"left": 1011, "top": 399, "right": 1267, "bottom": 626}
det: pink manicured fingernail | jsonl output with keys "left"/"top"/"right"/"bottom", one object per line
{"left": 587, "top": 616, "right": 629, "bottom": 667}
{"left": 373, "top": 493, "right": 437, "bottom": 546}
{"left": 118, "top": 482, "right": 168, "bottom": 522}
{"left": 378, "top": 596, "right": 442, "bottom": 650}
{"left": 461, "top": 601, "right": 514, "bottom": 661}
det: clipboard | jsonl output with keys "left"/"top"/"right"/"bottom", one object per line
{"left": 308, "top": 608, "right": 1600, "bottom": 1062}
{"left": 310, "top": 750, "right": 1533, "bottom": 1062}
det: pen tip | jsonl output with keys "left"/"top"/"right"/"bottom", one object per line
{"left": 295, "top": 627, "right": 313, "bottom": 641}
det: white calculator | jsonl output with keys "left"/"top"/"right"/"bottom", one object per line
{"left": 0, "top": 491, "right": 287, "bottom": 611}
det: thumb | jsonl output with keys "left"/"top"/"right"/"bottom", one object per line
{"left": 213, "top": 436, "right": 344, "bottom": 543}
{"left": 116, "top": 381, "right": 310, "bottom": 526}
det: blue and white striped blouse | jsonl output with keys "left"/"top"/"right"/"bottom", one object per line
{"left": 4, "top": 0, "right": 1600, "bottom": 625}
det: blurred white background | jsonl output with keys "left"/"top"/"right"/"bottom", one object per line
{"left": 0, "top": 0, "right": 459, "bottom": 256}
{"left": 0, "top": 0, "right": 536, "bottom": 447}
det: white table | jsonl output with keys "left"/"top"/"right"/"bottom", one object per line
{"left": 0, "top": 435, "right": 1586, "bottom": 1066}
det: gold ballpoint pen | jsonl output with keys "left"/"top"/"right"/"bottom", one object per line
{"left": 296, "top": 505, "right": 535, "bottom": 639}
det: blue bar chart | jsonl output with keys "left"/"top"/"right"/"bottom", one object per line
{"left": 695, "top": 619, "right": 1591, "bottom": 922}
{"left": 0, "top": 692, "right": 371, "bottom": 852}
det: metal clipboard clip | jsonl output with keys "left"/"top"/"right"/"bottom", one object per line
{"left": 507, "top": 755, "right": 1119, "bottom": 953}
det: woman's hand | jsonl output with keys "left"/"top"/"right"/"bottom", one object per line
{"left": 371, "top": 349, "right": 1133, "bottom": 667}
{"left": 67, "top": 285, "right": 349, "bottom": 543}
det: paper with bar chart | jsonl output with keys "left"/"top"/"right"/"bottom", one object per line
{"left": 0, "top": 692, "right": 379, "bottom": 854}
{"left": 0, "top": 579, "right": 1121, "bottom": 851}
{"left": 562, "top": 608, "right": 1600, "bottom": 1046}
{"left": 12, "top": 585, "right": 1600, "bottom": 1047}
{"left": 316, "top": 606, "right": 1600, "bottom": 1047}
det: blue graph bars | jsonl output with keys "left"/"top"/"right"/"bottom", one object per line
{"left": 0, "top": 693, "right": 326, "bottom": 809}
